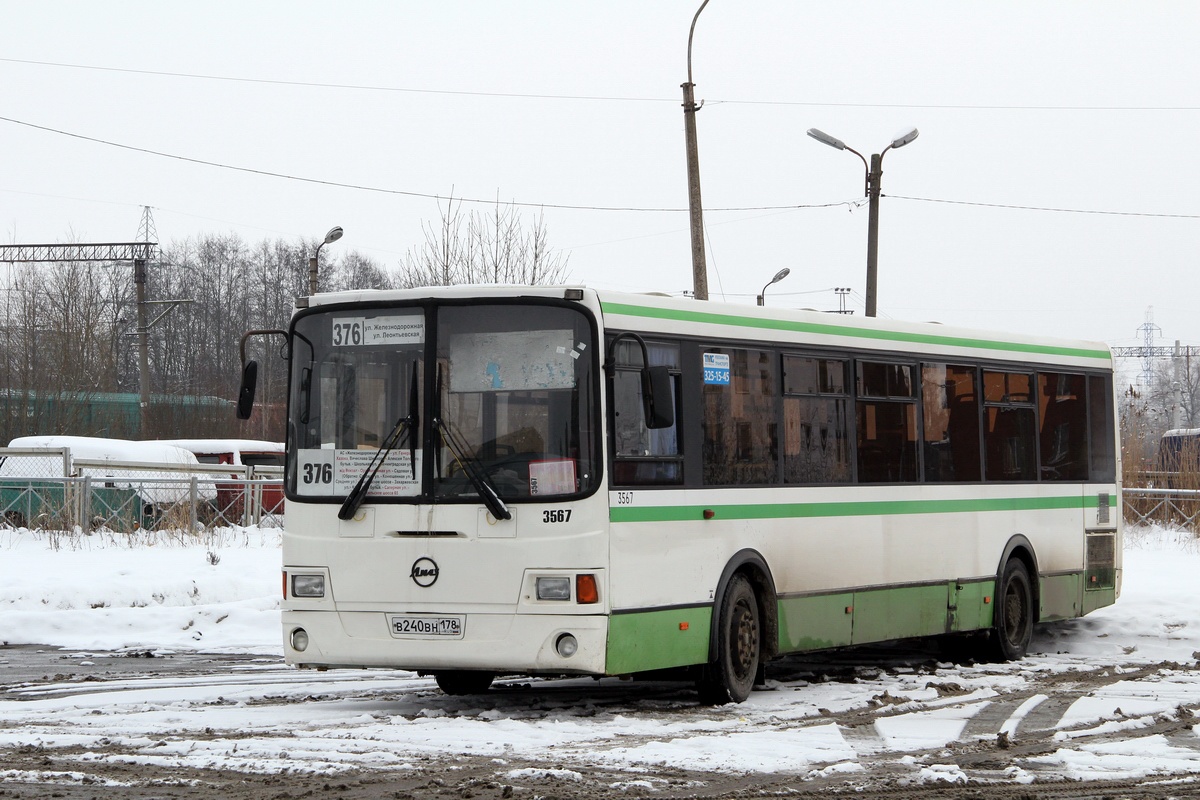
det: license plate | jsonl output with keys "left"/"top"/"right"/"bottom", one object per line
{"left": 388, "top": 615, "right": 464, "bottom": 638}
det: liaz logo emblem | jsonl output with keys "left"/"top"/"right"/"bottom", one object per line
{"left": 410, "top": 557, "right": 440, "bottom": 587}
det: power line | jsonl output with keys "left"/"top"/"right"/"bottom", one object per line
{"left": 2, "top": 114, "right": 1198, "bottom": 221}
{"left": 5, "top": 57, "right": 1199, "bottom": 112}
{"left": 887, "top": 195, "right": 1200, "bottom": 220}
{"left": 0, "top": 114, "right": 846, "bottom": 214}
{"left": 0, "top": 57, "right": 670, "bottom": 104}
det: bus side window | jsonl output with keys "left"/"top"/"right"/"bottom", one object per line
{"left": 983, "top": 371, "right": 1036, "bottom": 481}
{"left": 856, "top": 361, "right": 918, "bottom": 483}
{"left": 1088, "top": 374, "right": 1117, "bottom": 482}
{"left": 702, "top": 347, "right": 779, "bottom": 486}
{"left": 782, "top": 355, "right": 851, "bottom": 483}
{"left": 611, "top": 339, "right": 683, "bottom": 486}
{"left": 1038, "top": 372, "right": 1088, "bottom": 481}
{"left": 921, "top": 364, "right": 981, "bottom": 482}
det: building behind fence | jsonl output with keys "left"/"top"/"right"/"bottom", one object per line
{"left": 0, "top": 390, "right": 239, "bottom": 443}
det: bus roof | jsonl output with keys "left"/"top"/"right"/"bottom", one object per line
{"left": 300, "top": 285, "right": 1113, "bottom": 370}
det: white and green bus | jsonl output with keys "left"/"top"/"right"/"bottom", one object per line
{"left": 238, "top": 285, "right": 1120, "bottom": 703}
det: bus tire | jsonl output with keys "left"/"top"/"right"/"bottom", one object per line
{"left": 697, "top": 573, "right": 760, "bottom": 705}
{"left": 434, "top": 670, "right": 494, "bottom": 695}
{"left": 988, "top": 558, "right": 1034, "bottom": 662}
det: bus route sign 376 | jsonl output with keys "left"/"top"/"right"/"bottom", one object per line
{"left": 703, "top": 352, "right": 731, "bottom": 385}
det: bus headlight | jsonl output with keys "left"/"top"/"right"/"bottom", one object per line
{"left": 536, "top": 576, "right": 571, "bottom": 601}
{"left": 290, "top": 628, "right": 310, "bottom": 652}
{"left": 291, "top": 574, "right": 325, "bottom": 598}
{"left": 555, "top": 633, "right": 578, "bottom": 658}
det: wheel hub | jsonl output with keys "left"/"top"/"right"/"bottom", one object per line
{"left": 733, "top": 603, "right": 758, "bottom": 675}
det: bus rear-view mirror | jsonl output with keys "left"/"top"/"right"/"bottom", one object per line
{"left": 236, "top": 360, "right": 259, "bottom": 420}
{"left": 642, "top": 365, "right": 674, "bottom": 429}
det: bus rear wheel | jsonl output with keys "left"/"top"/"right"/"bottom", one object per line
{"left": 434, "top": 670, "right": 495, "bottom": 695}
{"left": 988, "top": 559, "right": 1034, "bottom": 662}
{"left": 697, "top": 573, "right": 760, "bottom": 705}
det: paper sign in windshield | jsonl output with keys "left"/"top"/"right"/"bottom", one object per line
{"left": 529, "top": 459, "right": 576, "bottom": 496}
{"left": 296, "top": 448, "right": 421, "bottom": 497}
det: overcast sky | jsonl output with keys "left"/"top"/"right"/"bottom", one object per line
{"left": 3, "top": 1, "right": 1197, "bottom": 362}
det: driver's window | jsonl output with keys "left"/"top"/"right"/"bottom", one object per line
{"left": 611, "top": 338, "right": 682, "bottom": 486}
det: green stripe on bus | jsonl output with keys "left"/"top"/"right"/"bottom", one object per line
{"left": 600, "top": 301, "right": 1112, "bottom": 361}
{"left": 605, "top": 570, "right": 1105, "bottom": 675}
{"left": 606, "top": 606, "right": 712, "bottom": 675}
{"left": 610, "top": 493, "right": 1097, "bottom": 524}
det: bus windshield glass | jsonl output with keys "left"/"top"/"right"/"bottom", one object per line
{"left": 433, "top": 304, "right": 598, "bottom": 502}
{"left": 286, "top": 301, "right": 598, "bottom": 503}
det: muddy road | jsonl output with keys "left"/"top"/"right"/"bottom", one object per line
{"left": 4, "top": 636, "right": 1200, "bottom": 799}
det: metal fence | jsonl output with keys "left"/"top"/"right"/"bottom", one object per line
{"left": 0, "top": 447, "right": 283, "bottom": 533}
{"left": 2, "top": 446, "right": 1189, "bottom": 533}
{"left": 1122, "top": 487, "right": 1200, "bottom": 530}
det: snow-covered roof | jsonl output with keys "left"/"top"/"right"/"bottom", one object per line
{"left": 156, "top": 439, "right": 284, "bottom": 463}
{"left": 7, "top": 435, "right": 202, "bottom": 465}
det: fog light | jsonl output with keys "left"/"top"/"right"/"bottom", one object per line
{"left": 555, "top": 633, "right": 578, "bottom": 658}
{"left": 290, "top": 628, "right": 310, "bottom": 652}
{"left": 292, "top": 574, "right": 325, "bottom": 598}
{"left": 536, "top": 576, "right": 571, "bottom": 601}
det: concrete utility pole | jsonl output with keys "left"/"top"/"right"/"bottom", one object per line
{"left": 864, "top": 151, "right": 884, "bottom": 318}
{"left": 134, "top": 205, "right": 159, "bottom": 435}
{"left": 682, "top": 0, "right": 710, "bottom": 301}
{"left": 1173, "top": 340, "right": 1183, "bottom": 430}
{"left": 134, "top": 255, "right": 151, "bottom": 430}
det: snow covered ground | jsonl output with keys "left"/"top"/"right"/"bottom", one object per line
{"left": 3, "top": 523, "right": 1200, "bottom": 792}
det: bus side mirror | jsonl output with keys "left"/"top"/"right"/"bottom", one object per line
{"left": 236, "top": 360, "right": 259, "bottom": 420}
{"left": 642, "top": 365, "right": 675, "bottom": 429}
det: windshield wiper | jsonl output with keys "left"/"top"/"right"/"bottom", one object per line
{"left": 338, "top": 362, "right": 420, "bottom": 521}
{"left": 433, "top": 365, "right": 511, "bottom": 521}
{"left": 434, "top": 416, "right": 511, "bottom": 521}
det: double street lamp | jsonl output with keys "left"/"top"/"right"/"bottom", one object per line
{"left": 806, "top": 127, "right": 918, "bottom": 317}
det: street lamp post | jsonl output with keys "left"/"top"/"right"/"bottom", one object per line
{"left": 757, "top": 267, "right": 791, "bottom": 306}
{"left": 308, "top": 226, "right": 344, "bottom": 296}
{"left": 682, "top": 0, "right": 711, "bottom": 301}
{"left": 806, "top": 128, "right": 918, "bottom": 317}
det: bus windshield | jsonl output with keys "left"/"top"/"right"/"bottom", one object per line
{"left": 286, "top": 301, "right": 598, "bottom": 503}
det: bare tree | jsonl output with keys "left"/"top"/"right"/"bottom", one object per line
{"left": 1142, "top": 354, "right": 1200, "bottom": 432}
{"left": 396, "top": 195, "right": 570, "bottom": 288}
{"left": 0, "top": 229, "right": 398, "bottom": 443}
{"left": 325, "top": 249, "right": 394, "bottom": 292}
{"left": 0, "top": 258, "right": 131, "bottom": 439}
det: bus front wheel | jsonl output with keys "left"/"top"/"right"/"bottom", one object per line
{"left": 988, "top": 558, "right": 1034, "bottom": 662}
{"left": 697, "top": 573, "right": 760, "bottom": 704}
{"left": 434, "top": 670, "right": 494, "bottom": 695}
